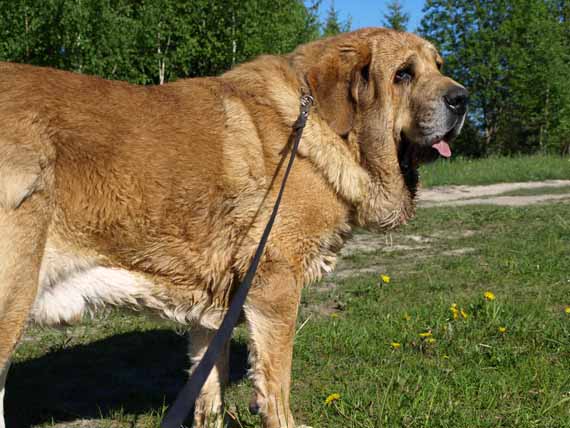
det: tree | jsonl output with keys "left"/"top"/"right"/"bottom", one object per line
{"left": 420, "top": 0, "right": 570, "bottom": 156}
{"left": 322, "top": 1, "right": 351, "bottom": 37}
{"left": 0, "top": 0, "right": 321, "bottom": 84}
{"left": 383, "top": 0, "right": 409, "bottom": 31}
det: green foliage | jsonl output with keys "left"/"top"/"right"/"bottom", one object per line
{"left": 0, "top": 0, "right": 321, "bottom": 84}
{"left": 420, "top": 0, "right": 570, "bottom": 156}
{"left": 382, "top": 0, "right": 409, "bottom": 32}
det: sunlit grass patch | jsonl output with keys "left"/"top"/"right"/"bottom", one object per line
{"left": 421, "top": 154, "right": 570, "bottom": 187}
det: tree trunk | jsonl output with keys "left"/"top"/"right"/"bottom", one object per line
{"left": 231, "top": 10, "right": 237, "bottom": 66}
{"left": 157, "top": 30, "right": 171, "bottom": 85}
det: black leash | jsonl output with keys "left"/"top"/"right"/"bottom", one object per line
{"left": 161, "top": 94, "right": 314, "bottom": 428}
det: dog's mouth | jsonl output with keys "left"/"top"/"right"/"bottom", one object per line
{"left": 397, "top": 133, "right": 431, "bottom": 193}
{"left": 398, "top": 128, "right": 458, "bottom": 192}
{"left": 426, "top": 126, "right": 460, "bottom": 158}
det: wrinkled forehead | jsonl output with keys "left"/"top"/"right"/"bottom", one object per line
{"left": 420, "top": 41, "right": 443, "bottom": 68}
{"left": 372, "top": 32, "right": 442, "bottom": 70}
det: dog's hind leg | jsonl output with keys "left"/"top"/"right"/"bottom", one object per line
{"left": 188, "top": 325, "right": 230, "bottom": 428}
{"left": 0, "top": 125, "right": 54, "bottom": 427}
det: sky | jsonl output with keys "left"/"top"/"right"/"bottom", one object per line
{"left": 317, "top": 0, "right": 426, "bottom": 33}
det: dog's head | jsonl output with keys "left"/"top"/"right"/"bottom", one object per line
{"left": 292, "top": 28, "right": 467, "bottom": 229}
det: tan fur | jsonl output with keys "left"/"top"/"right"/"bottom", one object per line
{"left": 0, "top": 28, "right": 465, "bottom": 427}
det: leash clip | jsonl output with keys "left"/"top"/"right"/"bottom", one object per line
{"left": 299, "top": 94, "right": 314, "bottom": 117}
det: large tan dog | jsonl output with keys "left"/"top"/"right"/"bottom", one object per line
{"left": 0, "top": 28, "right": 467, "bottom": 427}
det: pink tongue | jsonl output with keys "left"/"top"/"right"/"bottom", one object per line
{"left": 432, "top": 141, "right": 452, "bottom": 158}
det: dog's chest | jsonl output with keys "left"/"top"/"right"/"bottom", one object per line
{"left": 32, "top": 243, "right": 228, "bottom": 328}
{"left": 302, "top": 223, "right": 352, "bottom": 285}
{"left": 31, "top": 245, "right": 162, "bottom": 325}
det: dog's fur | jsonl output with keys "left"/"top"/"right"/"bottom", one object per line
{"left": 0, "top": 28, "right": 466, "bottom": 427}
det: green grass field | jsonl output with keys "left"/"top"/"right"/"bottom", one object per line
{"left": 6, "top": 156, "right": 570, "bottom": 428}
{"left": 421, "top": 154, "right": 570, "bottom": 187}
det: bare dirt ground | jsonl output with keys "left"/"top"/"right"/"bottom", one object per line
{"left": 418, "top": 179, "right": 570, "bottom": 207}
{"left": 328, "top": 180, "right": 570, "bottom": 280}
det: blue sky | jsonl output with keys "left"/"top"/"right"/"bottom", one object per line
{"left": 317, "top": 0, "right": 426, "bottom": 32}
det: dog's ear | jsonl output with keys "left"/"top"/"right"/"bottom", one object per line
{"left": 306, "top": 42, "right": 372, "bottom": 136}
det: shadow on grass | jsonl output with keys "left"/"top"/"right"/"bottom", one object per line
{"left": 6, "top": 329, "right": 248, "bottom": 427}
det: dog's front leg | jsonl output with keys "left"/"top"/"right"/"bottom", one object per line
{"left": 244, "top": 261, "right": 301, "bottom": 428}
{"left": 188, "top": 325, "right": 229, "bottom": 428}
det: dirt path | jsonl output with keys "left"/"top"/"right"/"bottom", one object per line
{"left": 329, "top": 180, "right": 570, "bottom": 279}
{"left": 418, "top": 179, "right": 570, "bottom": 207}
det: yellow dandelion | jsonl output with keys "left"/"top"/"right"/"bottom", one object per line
{"left": 427, "top": 338, "right": 436, "bottom": 344}
{"left": 450, "top": 304, "right": 459, "bottom": 320}
{"left": 419, "top": 331, "right": 432, "bottom": 338}
{"left": 403, "top": 313, "right": 412, "bottom": 321}
{"left": 565, "top": 307, "right": 570, "bottom": 315}
{"left": 390, "top": 342, "right": 401, "bottom": 349}
{"left": 380, "top": 274, "right": 391, "bottom": 284}
{"left": 330, "top": 313, "right": 338, "bottom": 318}
{"left": 498, "top": 326, "right": 507, "bottom": 333}
{"left": 461, "top": 309, "right": 468, "bottom": 320}
{"left": 325, "top": 393, "right": 341, "bottom": 405}
{"left": 442, "top": 355, "right": 449, "bottom": 359}
{"left": 484, "top": 291, "right": 496, "bottom": 301}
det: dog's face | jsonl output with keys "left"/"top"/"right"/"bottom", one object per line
{"left": 389, "top": 33, "right": 468, "bottom": 170}
{"left": 297, "top": 28, "right": 467, "bottom": 229}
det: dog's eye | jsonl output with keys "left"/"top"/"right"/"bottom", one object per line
{"left": 395, "top": 67, "right": 413, "bottom": 84}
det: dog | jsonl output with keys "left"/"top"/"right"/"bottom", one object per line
{"left": 0, "top": 28, "right": 467, "bottom": 428}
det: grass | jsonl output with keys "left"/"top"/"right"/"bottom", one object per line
{"left": 8, "top": 203, "right": 570, "bottom": 427}
{"left": 420, "top": 154, "right": 570, "bottom": 187}
{"left": 286, "top": 203, "right": 570, "bottom": 428}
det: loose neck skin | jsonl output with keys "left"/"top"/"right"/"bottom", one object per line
{"left": 352, "top": 110, "right": 416, "bottom": 230}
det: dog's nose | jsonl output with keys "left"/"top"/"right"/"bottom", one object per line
{"left": 443, "top": 86, "right": 469, "bottom": 116}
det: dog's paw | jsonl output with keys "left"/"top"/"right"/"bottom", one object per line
{"left": 343, "top": 166, "right": 371, "bottom": 205}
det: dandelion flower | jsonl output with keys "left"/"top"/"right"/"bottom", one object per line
{"left": 461, "top": 309, "right": 468, "bottom": 320}
{"left": 325, "top": 393, "right": 341, "bottom": 405}
{"left": 380, "top": 274, "right": 391, "bottom": 284}
{"left": 484, "top": 291, "right": 496, "bottom": 301}
{"left": 403, "top": 313, "right": 411, "bottom": 321}
{"left": 419, "top": 331, "right": 432, "bottom": 338}
{"left": 390, "top": 342, "right": 401, "bottom": 349}
{"left": 450, "top": 304, "right": 459, "bottom": 320}
{"left": 427, "top": 338, "right": 436, "bottom": 344}
{"left": 565, "top": 307, "right": 570, "bottom": 315}
{"left": 498, "top": 326, "right": 507, "bottom": 333}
